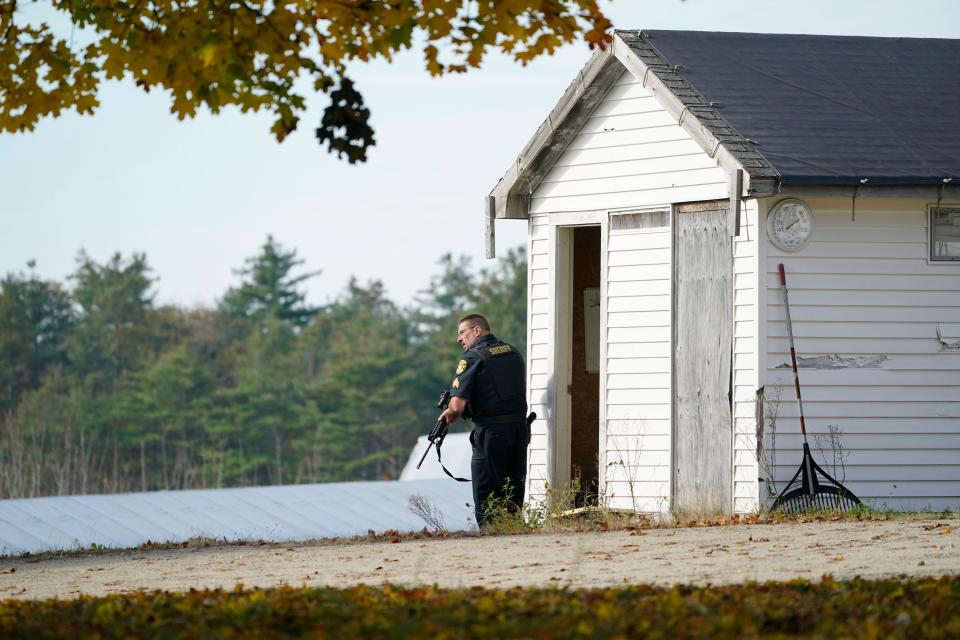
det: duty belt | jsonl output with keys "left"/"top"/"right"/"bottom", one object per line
{"left": 474, "top": 414, "right": 526, "bottom": 425}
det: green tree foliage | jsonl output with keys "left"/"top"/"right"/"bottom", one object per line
{"left": 314, "top": 279, "right": 421, "bottom": 480}
{"left": 117, "top": 343, "right": 216, "bottom": 490}
{"left": 218, "top": 315, "right": 314, "bottom": 486}
{"left": 411, "top": 248, "right": 527, "bottom": 397}
{"left": 0, "top": 262, "right": 74, "bottom": 412}
{"left": 409, "top": 253, "right": 477, "bottom": 391}
{"left": 221, "top": 235, "right": 321, "bottom": 329}
{"left": 5, "top": 577, "right": 960, "bottom": 639}
{"left": 0, "top": 240, "right": 528, "bottom": 497}
{"left": 0, "top": 1, "right": 611, "bottom": 161}
{"left": 66, "top": 251, "right": 158, "bottom": 387}
{"left": 473, "top": 246, "right": 528, "bottom": 355}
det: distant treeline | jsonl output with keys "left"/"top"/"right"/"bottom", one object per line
{"left": 0, "top": 238, "right": 526, "bottom": 498}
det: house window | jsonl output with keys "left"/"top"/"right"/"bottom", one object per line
{"left": 931, "top": 207, "right": 960, "bottom": 260}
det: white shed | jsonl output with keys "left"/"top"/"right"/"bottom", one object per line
{"left": 485, "top": 30, "right": 960, "bottom": 515}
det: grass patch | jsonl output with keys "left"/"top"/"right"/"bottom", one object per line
{"left": 469, "top": 476, "right": 957, "bottom": 536}
{"left": 1, "top": 576, "right": 957, "bottom": 638}
{"left": 477, "top": 488, "right": 957, "bottom": 536}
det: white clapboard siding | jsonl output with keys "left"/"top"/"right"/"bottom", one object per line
{"left": 606, "top": 433, "right": 671, "bottom": 451}
{"left": 769, "top": 433, "right": 960, "bottom": 450}
{"left": 529, "top": 70, "right": 727, "bottom": 215}
{"left": 766, "top": 400, "right": 960, "bottom": 419}
{"left": 526, "top": 214, "right": 552, "bottom": 503}
{"left": 732, "top": 201, "right": 761, "bottom": 514}
{"left": 607, "top": 389, "right": 673, "bottom": 405}
{"left": 604, "top": 216, "right": 672, "bottom": 512}
{"left": 605, "top": 418, "right": 672, "bottom": 436}
{"left": 766, "top": 354, "right": 960, "bottom": 371}
{"left": 761, "top": 198, "right": 960, "bottom": 511}
{"left": 547, "top": 155, "right": 718, "bottom": 183}
{"left": 766, "top": 306, "right": 960, "bottom": 323}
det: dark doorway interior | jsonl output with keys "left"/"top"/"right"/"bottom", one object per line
{"left": 570, "top": 226, "right": 601, "bottom": 504}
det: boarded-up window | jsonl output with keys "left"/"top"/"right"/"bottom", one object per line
{"left": 611, "top": 211, "right": 669, "bottom": 230}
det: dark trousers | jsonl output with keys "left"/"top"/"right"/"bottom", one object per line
{"left": 470, "top": 421, "right": 528, "bottom": 528}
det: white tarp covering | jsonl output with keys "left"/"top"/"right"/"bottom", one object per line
{"left": 399, "top": 433, "right": 472, "bottom": 481}
{"left": 0, "top": 478, "right": 474, "bottom": 557}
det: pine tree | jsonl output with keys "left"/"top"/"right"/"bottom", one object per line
{"left": 0, "top": 262, "right": 74, "bottom": 411}
{"left": 221, "top": 236, "right": 321, "bottom": 329}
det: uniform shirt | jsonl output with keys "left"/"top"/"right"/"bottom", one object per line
{"left": 450, "top": 333, "right": 526, "bottom": 422}
{"left": 448, "top": 333, "right": 499, "bottom": 403}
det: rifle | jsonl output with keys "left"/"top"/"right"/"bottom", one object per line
{"left": 416, "top": 391, "right": 539, "bottom": 483}
{"left": 416, "top": 390, "right": 469, "bottom": 482}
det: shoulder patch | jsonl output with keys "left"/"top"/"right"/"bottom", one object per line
{"left": 456, "top": 359, "right": 468, "bottom": 375}
{"left": 488, "top": 345, "right": 512, "bottom": 356}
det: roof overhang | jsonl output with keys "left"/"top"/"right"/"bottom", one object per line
{"left": 487, "top": 42, "right": 623, "bottom": 222}
{"left": 485, "top": 32, "right": 760, "bottom": 230}
{"left": 484, "top": 30, "right": 960, "bottom": 257}
{"left": 750, "top": 182, "right": 960, "bottom": 199}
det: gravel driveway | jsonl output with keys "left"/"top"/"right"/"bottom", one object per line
{"left": 1, "top": 519, "right": 957, "bottom": 600}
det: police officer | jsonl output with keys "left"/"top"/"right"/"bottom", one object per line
{"left": 439, "top": 314, "right": 528, "bottom": 528}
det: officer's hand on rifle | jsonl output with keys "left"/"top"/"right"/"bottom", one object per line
{"left": 439, "top": 396, "right": 467, "bottom": 425}
{"left": 417, "top": 390, "right": 470, "bottom": 482}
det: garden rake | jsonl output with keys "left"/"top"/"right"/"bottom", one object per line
{"left": 770, "top": 264, "right": 862, "bottom": 514}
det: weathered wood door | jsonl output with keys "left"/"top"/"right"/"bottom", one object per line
{"left": 673, "top": 207, "right": 733, "bottom": 515}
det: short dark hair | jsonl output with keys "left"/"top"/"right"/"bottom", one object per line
{"left": 458, "top": 313, "right": 490, "bottom": 331}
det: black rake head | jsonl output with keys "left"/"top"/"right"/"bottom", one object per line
{"left": 770, "top": 444, "right": 862, "bottom": 514}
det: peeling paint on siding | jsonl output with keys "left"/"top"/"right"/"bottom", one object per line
{"left": 776, "top": 354, "right": 888, "bottom": 369}
{"left": 936, "top": 325, "right": 960, "bottom": 351}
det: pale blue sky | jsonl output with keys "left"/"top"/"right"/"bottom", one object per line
{"left": 2, "top": 0, "right": 958, "bottom": 308}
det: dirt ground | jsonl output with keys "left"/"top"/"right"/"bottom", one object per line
{"left": 1, "top": 518, "right": 957, "bottom": 600}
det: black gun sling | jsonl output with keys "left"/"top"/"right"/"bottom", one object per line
{"left": 433, "top": 435, "right": 469, "bottom": 482}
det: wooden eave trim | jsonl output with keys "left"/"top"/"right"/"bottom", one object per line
{"left": 487, "top": 45, "right": 621, "bottom": 220}
{"left": 754, "top": 182, "right": 960, "bottom": 199}
{"left": 610, "top": 34, "right": 754, "bottom": 199}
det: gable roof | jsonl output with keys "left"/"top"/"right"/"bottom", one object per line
{"left": 632, "top": 30, "right": 960, "bottom": 188}
{"left": 487, "top": 30, "right": 960, "bottom": 228}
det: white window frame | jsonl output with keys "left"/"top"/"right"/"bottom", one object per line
{"left": 929, "top": 205, "right": 960, "bottom": 262}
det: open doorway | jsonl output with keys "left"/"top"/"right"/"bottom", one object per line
{"left": 556, "top": 225, "right": 602, "bottom": 505}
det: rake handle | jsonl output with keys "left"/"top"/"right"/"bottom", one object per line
{"left": 779, "top": 264, "right": 808, "bottom": 440}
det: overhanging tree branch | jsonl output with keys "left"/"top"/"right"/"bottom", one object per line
{"left": 0, "top": 1, "right": 611, "bottom": 160}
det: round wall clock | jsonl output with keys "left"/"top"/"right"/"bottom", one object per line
{"left": 767, "top": 199, "right": 815, "bottom": 252}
